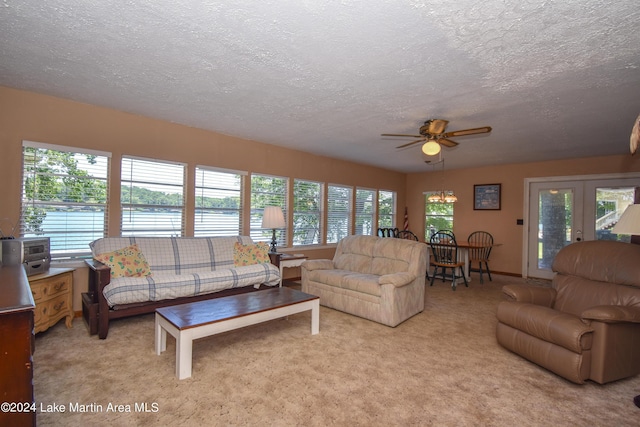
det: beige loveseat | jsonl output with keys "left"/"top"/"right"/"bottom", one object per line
{"left": 496, "top": 240, "right": 640, "bottom": 384}
{"left": 301, "top": 235, "right": 428, "bottom": 327}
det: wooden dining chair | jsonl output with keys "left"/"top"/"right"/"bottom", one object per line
{"left": 429, "top": 230, "right": 468, "bottom": 290}
{"left": 396, "top": 230, "right": 418, "bottom": 241}
{"left": 467, "top": 231, "right": 494, "bottom": 284}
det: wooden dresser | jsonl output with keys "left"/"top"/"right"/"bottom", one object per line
{"left": 29, "top": 267, "right": 74, "bottom": 333}
{"left": 0, "top": 265, "right": 36, "bottom": 427}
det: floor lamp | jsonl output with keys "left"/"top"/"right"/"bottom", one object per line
{"left": 610, "top": 203, "right": 640, "bottom": 409}
{"left": 261, "top": 206, "right": 286, "bottom": 253}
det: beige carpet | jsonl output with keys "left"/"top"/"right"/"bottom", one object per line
{"left": 34, "top": 274, "right": 640, "bottom": 426}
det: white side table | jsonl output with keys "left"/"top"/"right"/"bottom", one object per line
{"left": 276, "top": 254, "right": 308, "bottom": 287}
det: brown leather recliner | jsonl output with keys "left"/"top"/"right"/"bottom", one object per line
{"left": 496, "top": 240, "right": 640, "bottom": 384}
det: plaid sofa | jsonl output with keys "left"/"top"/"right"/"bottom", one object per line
{"left": 90, "top": 236, "right": 280, "bottom": 306}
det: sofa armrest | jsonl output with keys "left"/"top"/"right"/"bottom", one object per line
{"left": 379, "top": 272, "right": 416, "bottom": 287}
{"left": 581, "top": 305, "right": 640, "bottom": 324}
{"left": 501, "top": 284, "right": 556, "bottom": 307}
{"left": 497, "top": 301, "right": 593, "bottom": 353}
{"left": 301, "top": 259, "right": 335, "bottom": 271}
{"left": 85, "top": 259, "right": 112, "bottom": 299}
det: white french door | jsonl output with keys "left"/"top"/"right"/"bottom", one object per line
{"left": 527, "top": 181, "right": 583, "bottom": 279}
{"left": 525, "top": 175, "right": 640, "bottom": 279}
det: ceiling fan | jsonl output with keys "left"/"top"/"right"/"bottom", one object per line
{"left": 382, "top": 119, "right": 492, "bottom": 155}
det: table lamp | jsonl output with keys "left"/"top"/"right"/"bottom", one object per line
{"left": 611, "top": 204, "right": 640, "bottom": 240}
{"left": 261, "top": 206, "right": 286, "bottom": 253}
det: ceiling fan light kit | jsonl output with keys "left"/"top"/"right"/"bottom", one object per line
{"left": 383, "top": 118, "right": 492, "bottom": 156}
{"left": 422, "top": 140, "right": 441, "bottom": 156}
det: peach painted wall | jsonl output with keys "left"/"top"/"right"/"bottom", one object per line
{"left": 406, "top": 155, "right": 640, "bottom": 275}
{"left": 3, "top": 85, "right": 640, "bottom": 307}
{"left": 0, "top": 86, "right": 405, "bottom": 309}
{"left": 0, "top": 86, "right": 406, "bottom": 227}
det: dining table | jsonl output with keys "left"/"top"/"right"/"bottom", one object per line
{"left": 425, "top": 240, "right": 501, "bottom": 282}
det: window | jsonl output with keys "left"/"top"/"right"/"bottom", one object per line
{"left": 194, "top": 166, "right": 245, "bottom": 236}
{"left": 327, "top": 184, "right": 352, "bottom": 243}
{"left": 293, "top": 179, "right": 322, "bottom": 245}
{"left": 355, "top": 188, "right": 376, "bottom": 235}
{"left": 20, "top": 141, "right": 109, "bottom": 258}
{"left": 424, "top": 193, "right": 454, "bottom": 240}
{"left": 250, "top": 174, "right": 288, "bottom": 247}
{"left": 121, "top": 157, "right": 185, "bottom": 236}
{"left": 378, "top": 190, "right": 396, "bottom": 229}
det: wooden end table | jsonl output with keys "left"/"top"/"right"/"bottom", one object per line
{"left": 271, "top": 253, "right": 308, "bottom": 286}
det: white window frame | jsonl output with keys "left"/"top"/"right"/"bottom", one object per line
{"left": 327, "top": 184, "right": 353, "bottom": 244}
{"left": 424, "top": 192, "right": 454, "bottom": 240}
{"left": 250, "top": 173, "right": 288, "bottom": 247}
{"left": 20, "top": 141, "right": 110, "bottom": 259}
{"left": 355, "top": 188, "right": 376, "bottom": 236}
{"left": 194, "top": 166, "right": 246, "bottom": 236}
{"left": 378, "top": 190, "right": 396, "bottom": 229}
{"left": 121, "top": 156, "right": 185, "bottom": 237}
{"left": 293, "top": 179, "right": 323, "bottom": 246}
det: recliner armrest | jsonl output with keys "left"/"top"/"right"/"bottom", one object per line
{"left": 582, "top": 305, "right": 640, "bottom": 324}
{"left": 301, "top": 259, "right": 335, "bottom": 271}
{"left": 501, "top": 284, "right": 556, "bottom": 307}
{"left": 379, "top": 272, "right": 416, "bottom": 287}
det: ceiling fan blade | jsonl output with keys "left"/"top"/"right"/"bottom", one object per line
{"left": 442, "top": 126, "right": 492, "bottom": 138}
{"left": 396, "top": 139, "right": 425, "bottom": 149}
{"left": 382, "top": 133, "right": 423, "bottom": 138}
{"left": 438, "top": 138, "right": 459, "bottom": 147}
{"left": 428, "top": 119, "right": 449, "bottom": 135}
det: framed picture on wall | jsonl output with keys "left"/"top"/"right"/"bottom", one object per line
{"left": 474, "top": 184, "right": 501, "bottom": 210}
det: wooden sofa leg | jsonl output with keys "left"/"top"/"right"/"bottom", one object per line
{"left": 98, "top": 299, "right": 110, "bottom": 339}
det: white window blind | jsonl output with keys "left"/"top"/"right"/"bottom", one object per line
{"left": 250, "top": 174, "right": 288, "bottom": 247}
{"left": 121, "top": 156, "right": 185, "bottom": 236}
{"left": 355, "top": 188, "right": 376, "bottom": 236}
{"left": 327, "top": 184, "right": 352, "bottom": 243}
{"left": 293, "top": 179, "right": 322, "bottom": 246}
{"left": 378, "top": 190, "right": 396, "bottom": 229}
{"left": 20, "top": 141, "right": 110, "bottom": 258}
{"left": 194, "top": 166, "right": 245, "bottom": 236}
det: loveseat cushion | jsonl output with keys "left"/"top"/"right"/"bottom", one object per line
{"left": 497, "top": 301, "right": 593, "bottom": 353}
{"left": 379, "top": 272, "right": 416, "bottom": 287}
{"left": 333, "top": 235, "right": 376, "bottom": 273}
{"left": 371, "top": 238, "right": 415, "bottom": 276}
{"left": 304, "top": 269, "right": 382, "bottom": 297}
{"left": 342, "top": 273, "right": 382, "bottom": 296}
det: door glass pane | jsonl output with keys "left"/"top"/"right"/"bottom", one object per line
{"left": 595, "top": 187, "right": 634, "bottom": 243}
{"left": 538, "top": 189, "right": 573, "bottom": 270}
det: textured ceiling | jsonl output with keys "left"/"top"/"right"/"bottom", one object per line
{"left": 1, "top": 0, "right": 639, "bottom": 172}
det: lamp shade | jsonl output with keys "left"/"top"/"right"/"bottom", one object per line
{"left": 422, "top": 140, "right": 441, "bottom": 156}
{"left": 611, "top": 204, "right": 640, "bottom": 235}
{"left": 261, "top": 206, "right": 286, "bottom": 229}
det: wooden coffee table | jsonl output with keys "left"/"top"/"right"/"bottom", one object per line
{"left": 155, "top": 287, "right": 319, "bottom": 379}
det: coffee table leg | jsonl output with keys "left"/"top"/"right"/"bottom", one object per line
{"left": 176, "top": 332, "right": 193, "bottom": 380}
{"left": 155, "top": 314, "right": 167, "bottom": 355}
{"left": 311, "top": 299, "right": 319, "bottom": 335}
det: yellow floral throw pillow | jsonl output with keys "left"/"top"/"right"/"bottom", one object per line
{"left": 233, "top": 242, "right": 270, "bottom": 266}
{"left": 94, "top": 244, "right": 152, "bottom": 278}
